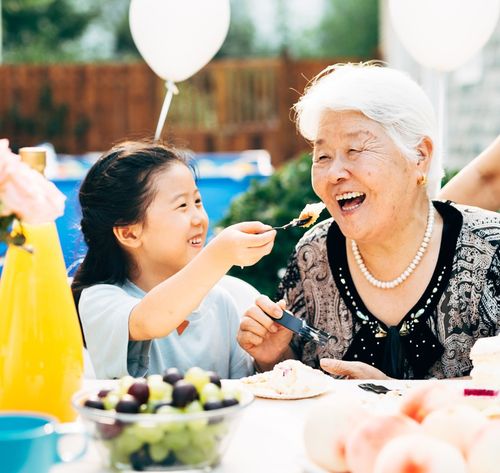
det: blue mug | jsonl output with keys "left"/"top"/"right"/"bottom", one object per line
{"left": 0, "top": 413, "right": 87, "bottom": 473}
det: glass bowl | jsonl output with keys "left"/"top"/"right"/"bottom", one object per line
{"left": 72, "top": 388, "right": 254, "bottom": 471}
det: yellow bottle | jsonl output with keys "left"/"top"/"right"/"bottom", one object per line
{"left": 0, "top": 148, "right": 83, "bottom": 422}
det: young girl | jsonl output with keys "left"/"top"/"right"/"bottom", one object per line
{"left": 72, "top": 141, "right": 276, "bottom": 379}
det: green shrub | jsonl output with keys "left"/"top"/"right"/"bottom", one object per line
{"left": 441, "top": 168, "right": 460, "bottom": 188}
{"left": 218, "top": 153, "right": 461, "bottom": 297}
{"left": 217, "top": 152, "right": 328, "bottom": 297}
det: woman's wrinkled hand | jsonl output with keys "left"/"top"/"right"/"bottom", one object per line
{"left": 320, "top": 358, "right": 391, "bottom": 380}
{"left": 207, "top": 221, "right": 276, "bottom": 269}
{"left": 237, "top": 296, "right": 293, "bottom": 370}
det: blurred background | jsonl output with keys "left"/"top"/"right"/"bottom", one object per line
{"left": 1, "top": 0, "right": 499, "bottom": 292}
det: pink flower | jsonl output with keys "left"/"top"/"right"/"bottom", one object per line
{"left": 0, "top": 139, "right": 65, "bottom": 224}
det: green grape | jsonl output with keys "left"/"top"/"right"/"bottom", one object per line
{"left": 103, "top": 391, "right": 120, "bottom": 410}
{"left": 114, "top": 428, "right": 144, "bottom": 454}
{"left": 175, "top": 440, "right": 218, "bottom": 466}
{"left": 118, "top": 376, "right": 135, "bottom": 396}
{"left": 184, "top": 367, "right": 210, "bottom": 393}
{"left": 149, "top": 440, "right": 171, "bottom": 463}
{"left": 207, "top": 421, "right": 229, "bottom": 439}
{"left": 200, "top": 383, "right": 222, "bottom": 404}
{"left": 190, "top": 428, "right": 216, "bottom": 453}
{"left": 108, "top": 441, "right": 130, "bottom": 466}
{"left": 147, "top": 375, "right": 173, "bottom": 401}
{"left": 164, "top": 429, "right": 190, "bottom": 451}
{"left": 221, "top": 386, "right": 241, "bottom": 402}
{"left": 156, "top": 405, "right": 185, "bottom": 432}
{"left": 129, "top": 422, "right": 164, "bottom": 444}
{"left": 184, "top": 401, "right": 208, "bottom": 431}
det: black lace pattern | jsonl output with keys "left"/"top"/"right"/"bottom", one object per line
{"left": 277, "top": 202, "right": 500, "bottom": 379}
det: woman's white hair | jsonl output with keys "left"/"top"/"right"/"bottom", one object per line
{"left": 294, "top": 62, "right": 442, "bottom": 198}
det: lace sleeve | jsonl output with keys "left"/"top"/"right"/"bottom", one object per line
{"left": 479, "top": 245, "right": 500, "bottom": 335}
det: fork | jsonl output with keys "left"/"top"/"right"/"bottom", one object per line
{"left": 358, "top": 383, "right": 393, "bottom": 395}
{"left": 270, "top": 309, "right": 333, "bottom": 347}
{"left": 272, "top": 216, "right": 312, "bottom": 230}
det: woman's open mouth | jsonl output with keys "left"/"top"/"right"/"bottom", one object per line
{"left": 336, "top": 191, "right": 366, "bottom": 212}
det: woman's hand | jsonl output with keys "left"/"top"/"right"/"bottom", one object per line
{"left": 320, "top": 358, "right": 391, "bottom": 380}
{"left": 207, "top": 222, "right": 276, "bottom": 269}
{"left": 237, "top": 296, "right": 294, "bottom": 371}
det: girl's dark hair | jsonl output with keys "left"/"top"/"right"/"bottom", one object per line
{"left": 71, "top": 141, "right": 193, "bottom": 322}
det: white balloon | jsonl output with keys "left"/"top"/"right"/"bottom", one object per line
{"left": 129, "top": 0, "right": 230, "bottom": 82}
{"left": 389, "top": 0, "right": 500, "bottom": 71}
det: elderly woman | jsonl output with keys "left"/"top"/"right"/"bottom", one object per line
{"left": 237, "top": 63, "right": 500, "bottom": 380}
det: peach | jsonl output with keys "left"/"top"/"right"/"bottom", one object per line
{"left": 373, "top": 433, "right": 467, "bottom": 473}
{"left": 399, "top": 382, "right": 462, "bottom": 423}
{"left": 303, "top": 395, "right": 370, "bottom": 472}
{"left": 344, "top": 413, "right": 420, "bottom": 473}
{"left": 422, "top": 404, "right": 488, "bottom": 454}
{"left": 466, "top": 420, "right": 500, "bottom": 473}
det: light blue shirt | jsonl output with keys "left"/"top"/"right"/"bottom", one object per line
{"left": 79, "top": 280, "right": 253, "bottom": 379}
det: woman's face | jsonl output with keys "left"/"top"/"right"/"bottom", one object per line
{"left": 312, "top": 110, "right": 418, "bottom": 243}
{"left": 137, "top": 163, "right": 209, "bottom": 277}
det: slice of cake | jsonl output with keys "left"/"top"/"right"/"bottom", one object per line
{"left": 241, "top": 359, "right": 329, "bottom": 398}
{"left": 296, "top": 202, "right": 326, "bottom": 227}
{"left": 470, "top": 335, "right": 500, "bottom": 389}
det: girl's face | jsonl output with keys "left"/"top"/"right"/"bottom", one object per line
{"left": 136, "top": 163, "right": 208, "bottom": 278}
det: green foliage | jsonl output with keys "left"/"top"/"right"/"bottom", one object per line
{"left": 114, "top": 9, "right": 140, "bottom": 59}
{"left": 217, "top": 152, "right": 328, "bottom": 297}
{"left": 2, "top": 0, "right": 98, "bottom": 63}
{"left": 441, "top": 168, "right": 460, "bottom": 188}
{"left": 298, "top": 0, "right": 379, "bottom": 58}
{"left": 216, "top": 0, "right": 261, "bottom": 58}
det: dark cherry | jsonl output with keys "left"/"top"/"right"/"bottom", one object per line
{"left": 161, "top": 451, "right": 176, "bottom": 466}
{"left": 203, "top": 400, "right": 224, "bottom": 411}
{"left": 222, "top": 398, "right": 239, "bottom": 407}
{"left": 128, "top": 381, "right": 150, "bottom": 405}
{"left": 172, "top": 380, "right": 198, "bottom": 408}
{"left": 115, "top": 394, "right": 140, "bottom": 414}
{"left": 97, "top": 389, "right": 112, "bottom": 399}
{"left": 84, "top": 397, "right": 105, "bottom": 410}
{"left": 162, "top": 367, "right": 183, "bottom": 386}
{"left": 130, "top": 445, "right": 153, "bottom": 471}
{"left": 207, "top": 371, "right": 222, "bottom": 387}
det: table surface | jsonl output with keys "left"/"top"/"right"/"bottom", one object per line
{"left": 50, "top": 378, "right": 457, "bottom": 473}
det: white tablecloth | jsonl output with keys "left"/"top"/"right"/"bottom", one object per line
{"left": 50, "top": 378, "right": 456, "bottom": 473}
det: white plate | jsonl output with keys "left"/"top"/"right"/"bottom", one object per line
{"left": 241, "top": 361, "right": 332, "bottom": 400}
{"left": 243, "top": 383, "right": 330, "bottom": 400}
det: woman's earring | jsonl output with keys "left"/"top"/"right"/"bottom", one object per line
{"left": 417, "top": 174, "right": 428, "bottom": 187}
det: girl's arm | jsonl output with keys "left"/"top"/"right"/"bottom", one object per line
{"left": 439, "top": 135, "right": 500, "bottom": 211}
{"left": 129, "top": 222, "right": 275, "bottom": 340}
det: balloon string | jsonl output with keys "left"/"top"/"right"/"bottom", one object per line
{"left": 154, "top": 80, "right": 178, "bottom": 141}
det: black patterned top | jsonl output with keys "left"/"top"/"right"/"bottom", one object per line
{"left": 276, "top": 201, "right": 500, "bottom": 379}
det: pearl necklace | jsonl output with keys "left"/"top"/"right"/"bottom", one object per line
{"left": 351, "top": 200, "right": 434, "bottom": 289}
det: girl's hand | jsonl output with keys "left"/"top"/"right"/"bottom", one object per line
{"left": 237, "top": 296, "right": 294, "bottom": 370}
{"left": 209, "top": 221, "right": 276, "bottom": 268}
{"left": 320, "top": 358, "right": 391, "bottom": 380}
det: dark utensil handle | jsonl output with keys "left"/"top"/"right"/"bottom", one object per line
{"left": 269, "top": 309, "right": 304, "bottom": 334}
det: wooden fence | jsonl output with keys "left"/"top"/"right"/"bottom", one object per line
{"left": 0, "top": 58, "right": 348, "bottom": 165}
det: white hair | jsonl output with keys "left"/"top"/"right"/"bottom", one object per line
{"left": 294, "top": 63, "right": 442, "bottom": 198}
